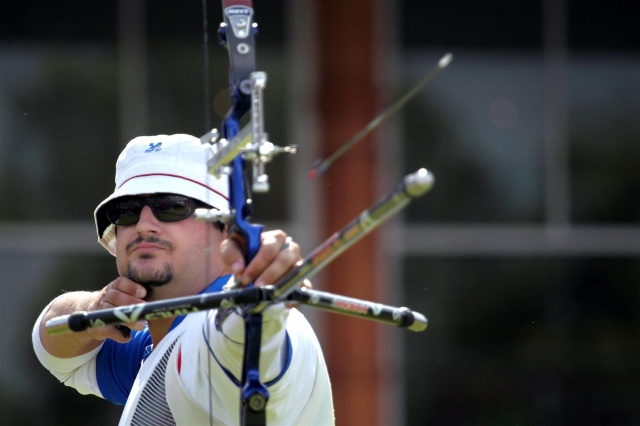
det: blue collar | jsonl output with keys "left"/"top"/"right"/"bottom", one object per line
{"left": 142, "top": 274, "right": 232, "bottom": 361}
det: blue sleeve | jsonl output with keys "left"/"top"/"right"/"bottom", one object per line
{"left": 95, "top": 328, "right": 152, "bottom": 405}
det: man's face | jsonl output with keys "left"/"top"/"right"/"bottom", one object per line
{"left": 114, "top": 201, "right": 225, "bottom": 300}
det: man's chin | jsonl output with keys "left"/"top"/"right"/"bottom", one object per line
{"left": 127, "top": 263, "right": 174, "bottom": 289}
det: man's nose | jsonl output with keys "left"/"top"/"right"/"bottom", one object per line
{"left": 135, "top": 205, "right": 160, "bottom": 232}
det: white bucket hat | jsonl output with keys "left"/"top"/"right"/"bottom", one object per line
{"left": 94, "top": 134, "right": 229, "bottom": 255}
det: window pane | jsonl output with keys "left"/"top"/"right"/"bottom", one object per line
{"left": 0, "top": 47, "right": 118, "bottom": 221}
{"left": 403, "top": 256, "right": 640, "bottom": 424}
{"left": 569, "top": 57, "right": 640, "bottom": 223}
{"left": 402, "top": 52, "right": 545, "bottom": 223}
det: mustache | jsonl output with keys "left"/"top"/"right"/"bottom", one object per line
{"left": 126, "top": 235, "right": 174, "bottom": 253}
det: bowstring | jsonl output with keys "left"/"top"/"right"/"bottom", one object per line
{"left": 202, "top": 0, "right": 212, "bottom": 133}
{"left": 201, "top": 1, "right": 214, "bottom": 425}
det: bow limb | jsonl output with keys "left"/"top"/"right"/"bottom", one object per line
{"left": 220, "top": 0, "right": 263, "bottom": 261}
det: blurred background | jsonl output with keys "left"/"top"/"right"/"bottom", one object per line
{"left": 1, "top": 0, "right": 638, "bottom": 425}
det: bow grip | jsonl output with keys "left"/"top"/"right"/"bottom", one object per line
{"left": 228, "top": 154, "right": 263, "bottom": 265}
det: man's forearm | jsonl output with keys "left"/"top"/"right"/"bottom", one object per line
{"left": 38, "top": 291, "right": 104, "bottom": 358}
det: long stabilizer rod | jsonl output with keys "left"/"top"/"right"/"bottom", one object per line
{"left": 45, "top": 168, "right": 433, "bottom": 336}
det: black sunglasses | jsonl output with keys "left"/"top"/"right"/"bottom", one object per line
{"left": 105, "top": 194, "right": 206, "bottom": 227}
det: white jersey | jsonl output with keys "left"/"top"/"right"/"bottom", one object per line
{"left": 33, "top": 281, "right": 334, "bottom": 425}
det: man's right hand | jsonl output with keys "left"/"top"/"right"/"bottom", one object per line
{"left": 85, "top": 277, "right": 148, "bottom": 343}
{"left": 39, "top": 277, "right": 148, "bottom": 358}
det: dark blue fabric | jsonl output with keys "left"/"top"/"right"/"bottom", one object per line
{"left": 204, "top": 330, "right": 292, "bottom": 388}
{"left": 95, "top": 275, "right": 230, "bottom": 405}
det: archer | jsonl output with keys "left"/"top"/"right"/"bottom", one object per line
{"left": 32, "top": 134, "right": 334, "bottom": 425}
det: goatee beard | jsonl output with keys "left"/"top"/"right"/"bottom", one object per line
{"left": 125, "top": 235, "right": 175, "bottom": 293}
{"left": 127, "top": 263, "right": 174, "bottom": 293}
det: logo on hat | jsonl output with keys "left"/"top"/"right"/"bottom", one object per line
{"left": 145, "top": 142, "right": 162, "bottom": 153}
